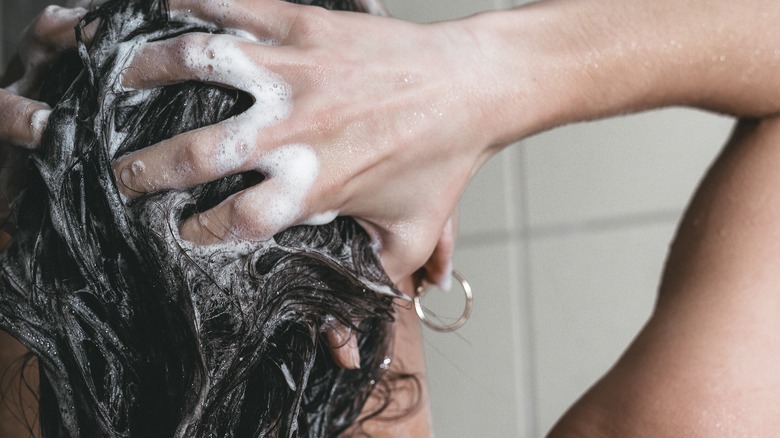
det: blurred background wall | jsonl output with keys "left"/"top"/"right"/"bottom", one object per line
{"left": 1, "top": 1, "right": 735, "bottom": 436}
{"left": 2, "top": 0, "right": 54, "bottom": 66}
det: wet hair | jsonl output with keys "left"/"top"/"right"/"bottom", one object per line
{"left": 0, "top": 0, "right": 412, "bottom": 436}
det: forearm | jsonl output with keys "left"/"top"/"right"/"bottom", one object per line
{"left": 463, "top": 0, "right": 780, "bottom": 147}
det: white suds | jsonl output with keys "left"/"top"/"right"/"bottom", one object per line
{"left": 302, "top": 210, "right": 339, "bottom": 226}
{"left": 232, "top": 144, "right": 320, "bottom": 239}
{"left": 30, "top": 108, "right": 51, "bottom": 137}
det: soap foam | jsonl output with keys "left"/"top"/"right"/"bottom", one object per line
{"left": 113, "top": 12, "right": 341, "bottom": 241}
{"left": 231, "top": 144, "right": 319, "bottom": 239}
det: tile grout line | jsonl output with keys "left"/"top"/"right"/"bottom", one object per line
{"left": 457, "top": 208, "right": 684, "bottom": 248}
{"left": 503, "top": 140, "right": 538, "bottom": 437}
{"left": 525, "top": 209, "right": 684, "bottom": 240}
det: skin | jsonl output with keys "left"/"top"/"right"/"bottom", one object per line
{"left": 548, "top": 117, "right": 780, "bottom": 436}
{"left": 5, "top": 0, "right": 780, "bottom": 435}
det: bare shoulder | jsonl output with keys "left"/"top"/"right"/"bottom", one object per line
{"left": 549, "top": 117, "right": 780, "bottom": 437}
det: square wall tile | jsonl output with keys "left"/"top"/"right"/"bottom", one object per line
{"left": 458, "top": 149, "right": 520, "bottom": 238}
{"left": 424, "top": 240, "right": 533, "bottom": 437}
{"left": 523, "top": 109, "right": 733, "bottom": 228}
{"left": 385, "top": 0, "right": 507, "bottom": 22}
{"left": 528, "top": 220, "right": 678, "bottom": 433}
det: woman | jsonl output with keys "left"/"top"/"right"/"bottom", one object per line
{"left": 9, "top": 0, "right": 780, "bottom": 436}
{"left": 0, "top": 0, "right": 430, "bottom": 436}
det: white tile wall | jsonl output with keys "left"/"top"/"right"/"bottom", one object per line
{"left": 384, "top": 0, "right": 510, "bottom": 23}
{"left": 524, "top": 109, "right": 733, "bottom": 229}
{"left": 458, "top": 152, "right": 520, "bottom": 238}
{"left": 423, "top": 240, "right": 532, "bottom": 437}
{"left": 522, "top": 109, "right": 732, "bottom": 433}
{"left": 527, "top": 221, "right": 676, "bottom": 432}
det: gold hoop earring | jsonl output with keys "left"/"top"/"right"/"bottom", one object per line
{"left": 413, "top": 270, "right": 473, "bottom": 333}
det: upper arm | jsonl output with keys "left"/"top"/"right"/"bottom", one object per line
{"left": 550, "top": 117, "right": 780, "bottom": 437}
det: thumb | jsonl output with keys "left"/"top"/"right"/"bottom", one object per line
{"left": 370, "top": 215, "right": 455, "bottom": 286}
{"left": 0, "top": 91, "right": 50, "bottom": 149}
{"left": 421, "top": 216, "right": 456, "bottom": 291}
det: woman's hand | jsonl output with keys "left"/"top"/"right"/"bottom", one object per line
{"left": 0, "top": 5, "right": 89, "bottom": 149}
{"left": 1, "top": 6, "right": 91, "bottom": 238}
{"left": 113, "top": 0, "right": 508, "bottom": 283}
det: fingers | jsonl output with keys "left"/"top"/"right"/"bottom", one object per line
{"left": 178, "top": 144, "right": 322, "bottom": 244}
{"left": 325, "top": 322, "right": 360, "bottom": 369}
{"left": 118, "top": 33, "right": 294, "bottom": 202}
{"left": 0, "top": 90, "right": 51, "bottom": 149}
{"left": 25, "top": 5, "right": 87, "bottom": 52}
{"left": 0, "top": 5, "right": 87, "bottom": 148}
{"left": 118, "top": 34, "right": 295, "bottom": 198}
{"left": 121, "top": 33, "right": 292, "bottom": 90}
{"left": 9, "top": 6, "right": 89, "bottom": 92}
{"left": 113, "top": 124, "right": 240, "bottom": 197}
{"left": 366, "top": 225, "right": 435, "bottom": 285}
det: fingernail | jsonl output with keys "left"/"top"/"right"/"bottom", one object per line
{"left": 179, "top": 214, "right": 222, "bottom": 245}
{"left": 19, "top": 107, "right": 51, "bottom": 150}
{"left": 116, "top": 160, "right": 147, "bottom": 197}
{"left": 30, "top": 108, "right": 50, "bottom": 135}
{"left": 119, "top": 167, "right": 134, "bottom": 191}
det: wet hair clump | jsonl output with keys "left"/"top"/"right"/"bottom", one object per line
{"left": 0, "top": 0, "right": 408, "bottom": 436}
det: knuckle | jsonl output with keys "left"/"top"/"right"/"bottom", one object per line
{"left": 231, "top": 188, "right": 292, "bottom": 239}
{"left": 226, "top": 194, "right": 262, "bottom": 237}
{"left": 168, "top": 34, "right": 197, "bottom": 66}
{"left": 25, "top": 6, "right": 85, "bottom": 54}
{"left": 178, "top": 139, "right": 215, "bottom": 174}
{"left": 173, "top": 33, "right": 218, "bottom": 72}
{"left": 38, "top": 5, "right": 65, "bottom": 26}
{"left": 290, "top": 6, "right": 331, "bottom": 40}
{"left": 33, "top": 6, "right": 76, "bottom": 40}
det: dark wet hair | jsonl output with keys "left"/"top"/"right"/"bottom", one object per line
{"left": 0, "top": 0, "right": 413, "bottom": 436}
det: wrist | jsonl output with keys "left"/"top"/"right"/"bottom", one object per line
{"left": 466, "top": 0, "right": 780, "bottom": 141}
{"left": 461, "top": 3, "right": 657, "bottom": 145}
